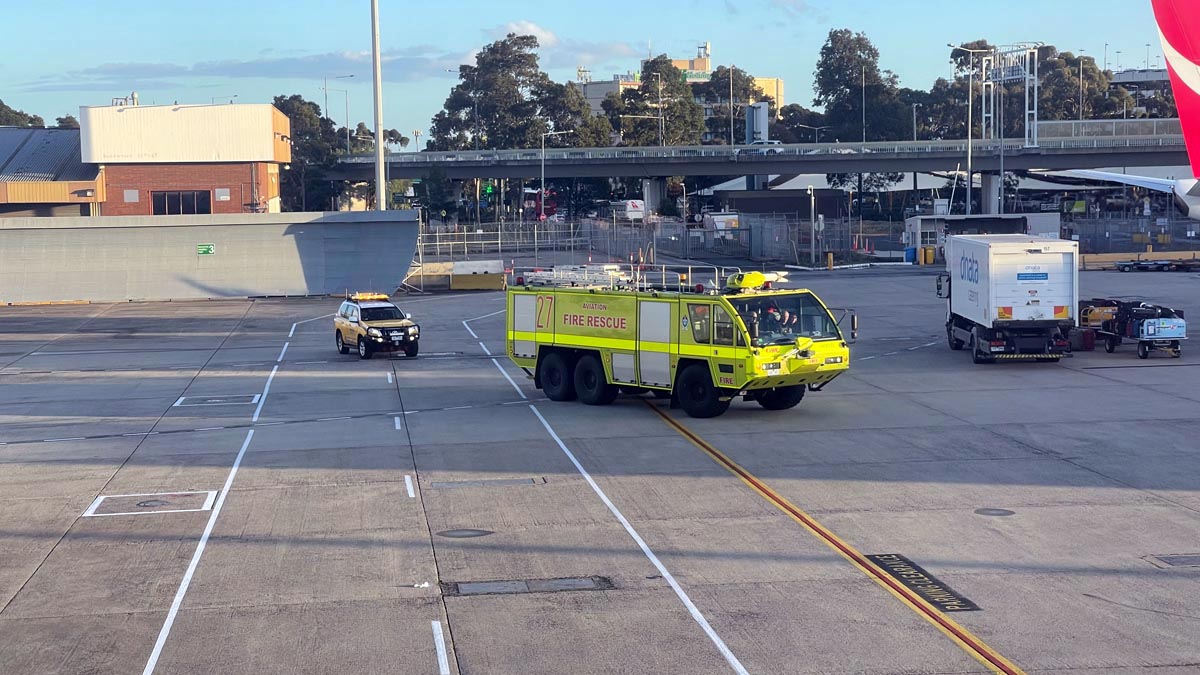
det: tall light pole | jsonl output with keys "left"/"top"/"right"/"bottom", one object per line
{"left": 1103, "top": 43, "right": 1108, "bottom": 72}
{"left": 950, "top": 44, "right": 989, "bottom": 215}
{"left": 794, "top": 124, "right": 829, "bottom": 143}
{"left": 326, "top": 88, "right": 351, "bottom": 153}
{"left": 807, "top": 186, "right": 816, "bottom": 266}
{"left": 539, "top": 129, "right": 573, "bottom": 264}
{"left": 412, "top": 129, "right": 422, "bottom": 152}
{"left": 322, "top": 74, "right": 353, "bottom": 122}
{"left": 1145, "top": 43, "right": 1151, "bottom": 70}
{"left": 728, "top": 64, "right": 736, "bottom": 147}
{"left": 1079, "top": 50, "right": 1086, "bottom": 121}
{"left": 651, "top": 72, "right": 665, "bottom": 146}
{"left": 369, "top": 0, "right": 385, "bottom": 211}
{"left": 211, "top": 94, "right": 238, "bottom": 104}
{"left": 861, "top": 64, "right": 867, "bottom": 145}
{"left": 912, "top": 102, "right": 921, "bottom": 193}
{"left": 620, "top": 115, "right": 664, "bottom": 146}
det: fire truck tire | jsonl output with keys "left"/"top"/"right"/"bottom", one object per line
{"left": 540, "top": 352, "right": 577, "bottom": 401}
{"left": 677, "top": 364, "right": 731, "bottom": 418}
{"left": 575, "top": 354, "right": 618, "bottom": 405}
{"left": 755, "top": 386, "right": 806, "bottom": 411}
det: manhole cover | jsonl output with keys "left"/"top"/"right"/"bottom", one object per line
{"left": 974, "top": 508, "right": 1015, "bottom": 517}
{"left": 436, "top": 529, "right": 494, "bottom": 538}
{"left": 137, "top": 500, "right": 172, "bottom": 508}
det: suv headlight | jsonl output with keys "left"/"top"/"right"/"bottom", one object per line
{"left": 367, "top": 328, "right": 382, "bottom": 337}
{"left": 408, "top": 326, "right": 418, "bottom": 335}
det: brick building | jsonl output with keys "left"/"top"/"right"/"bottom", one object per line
{"left": 81, "top": 100, "right": 291, "bottom": 216}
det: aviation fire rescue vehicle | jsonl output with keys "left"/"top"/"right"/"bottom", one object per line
{"left": 505, "top": 267, "right": 855, "bottom": 418}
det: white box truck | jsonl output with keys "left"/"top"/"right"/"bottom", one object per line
{"left": 935, "top": 235, "right": 1078, "bottom": 364}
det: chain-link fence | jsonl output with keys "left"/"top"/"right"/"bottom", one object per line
{"left": 1065, "top": 217, "right": 1200, "bottom": 254}
{"left": 418, "top": 221, "right": 588, "bottom": 260}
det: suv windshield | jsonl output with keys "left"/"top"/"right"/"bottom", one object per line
{"left": 361, "top": 306, "right": 406, "bottom": 321}
{"left": 729, "top": 292, "right": 841, "bottom": 346}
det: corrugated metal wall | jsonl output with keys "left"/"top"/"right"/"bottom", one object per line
{"left": 0, "top": 212, "right": 418, "bottom": 303}
{"left": 80, "top": 104, "right": 286, "bottom": 164}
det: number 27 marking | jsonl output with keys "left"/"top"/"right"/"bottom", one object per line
{"left": 535, "top": 295, "right": 554, "bottom": 329}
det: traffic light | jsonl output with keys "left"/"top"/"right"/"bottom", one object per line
{"left": 484, "top": 182, "right": 494, "bottom": 196}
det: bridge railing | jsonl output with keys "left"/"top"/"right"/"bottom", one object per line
{"left": 342, "top": 133, "right": 1186, "bottom": 165}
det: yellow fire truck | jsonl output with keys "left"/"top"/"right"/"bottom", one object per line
{"left": 506, "top": 270, "right": 855, "bottom": 418}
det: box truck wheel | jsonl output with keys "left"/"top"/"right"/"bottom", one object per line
{"left": 676, "top": 364, "right": 730, "bottom": 418}
{"left": 575, "top": 353, "right": 618, "bottom": 405}
{"left": 755, "top": 386, "right": 806, "bottom": 411}
{"left": 540, "top": 352, "right": 577, "bottom": 401}
{"left": 970, "top": 330, "right": 992, "bottom": 364}
{"left": 1137, "top": 342, "right": 1150, "bottom": 359}
{"left": 946, "top": 324, "right": 964, "bottom": 350}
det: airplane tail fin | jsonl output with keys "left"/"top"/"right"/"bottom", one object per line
{"left": 1153, "top": 0, "right": 1200, "bottom": 178}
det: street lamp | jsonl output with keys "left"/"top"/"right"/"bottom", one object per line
{"left": 728, "top": 64, "right": 737, "bottom": 147}
{"left": 651, "top": 72, "right": 665, "bottom": 147}
{"left": 211, "top": 95, "right": 238, "bottom": 104}
{"left": 412, "top": 129, "right": 422, "bottom": 152}
{"left": 911, "top": 103, "right": 921, "bottom": 193}
{"left": 806, "top": 186, "right": 816, "bottom": 266}
{"left": 949, "top": 44, "right": 990, "bottom": 215}
{"left": 322, "top": 74, "right": 354, "bottom": 123}
{"left": 794, "top": 124, "right": 830, "bottom": 143}
{"left": 1079, "top": 50, "right": 1087, "bottom": 121}
{"left": 539, "top": 129, "right": 574, "bottom": 264}
{"left": 326, "top": 88, "right": 351, "bottom": 154}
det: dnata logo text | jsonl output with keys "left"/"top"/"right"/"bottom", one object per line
{"left": 958, "top": 254, "right": 980, "bottom": 284}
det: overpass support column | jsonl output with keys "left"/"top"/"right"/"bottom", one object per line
{"left": 642, "top": 178, "right": 667, "bottom": 215}
{"left": 980, "top": 173, "right": 1000, "bottom": 215}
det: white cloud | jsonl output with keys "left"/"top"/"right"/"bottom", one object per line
{"left": 498, "top": 20, "right": 560, "bottom": 48}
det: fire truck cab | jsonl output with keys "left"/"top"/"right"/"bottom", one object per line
{"left": 506, "top": 270, "right": 855, "bottom": 418}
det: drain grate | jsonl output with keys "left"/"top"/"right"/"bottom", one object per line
{"left": 443, "top": 575, "right": 614, "bottom": 597}
{"left": 435, "top": 529, "right": 494, "bottom": 538}
{"left": 83, "top": 491, "right": 217, "bottom": 517}
{"left": 430, "top": 477, "right": 546, "bottom": 490}
{"left": 173, "top": 394, "right": 260, "bottom": 407}
{"left": 1148, "top": 554, "right": 1200, "bottom": 568}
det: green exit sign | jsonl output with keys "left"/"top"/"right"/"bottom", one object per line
{"left": 197, "top": 244, "right": 216, "bottom": 255}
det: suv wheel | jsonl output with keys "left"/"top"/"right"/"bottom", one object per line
{"left": 404, "top": 341, "right": 419, "bottom": 358}
{"left": 336, "top": 331, "right": 350, "bottom": 354}
{"left": 357, "top": 337, "right": 372, "bottom": 360}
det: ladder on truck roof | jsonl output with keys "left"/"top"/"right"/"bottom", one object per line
{"left": 522, "top": 264, "right": 634, "bottom": 289}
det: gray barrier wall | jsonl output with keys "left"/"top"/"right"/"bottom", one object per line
{"left": 0, "top": 211, "right": 418, "bottom": 303}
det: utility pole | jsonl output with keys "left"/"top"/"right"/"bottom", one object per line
{"left": 369, "top": 0, "right": 385, "bottom": 211}
{"left": 807, "top": 186, "right": 816, "bottom": 266}
{"left": 729, "top": 64, "right": 735, "bottom": 147}
{"left": 950, "top": 45, "right": 990, "bottom": 216}
{"left": 652, "top": 72, "right": 665, "bottom": 146}
{"left": 1079, "top": 50, "right": 1086, "bottom": 121}
{"left": 912, "top": 103, "right": 920, "bottom": 193}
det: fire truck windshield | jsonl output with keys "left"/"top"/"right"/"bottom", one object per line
{"left": 731, "top": 293, "right": 840, "bottom": 346}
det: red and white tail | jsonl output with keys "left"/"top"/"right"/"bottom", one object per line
{"left": 1153, "top": 0, "right": 1200, "bottom": 178}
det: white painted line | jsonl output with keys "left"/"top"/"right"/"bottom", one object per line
{"left": 907, "top": 345, "right": 923, "bottom": 351}
{"left": 172, "top": 397, "right": 186, "bottom": 408}
{"left": 317, "top": 416, "right": 351, "bottom": 421}
{"left": 83, "top": 495, "right": 104, "bottom": 517}
{"left": 461, "top": 321, "right": 479, "bottom": 339}
{"left": 255, "top": 421, "right": 284, "bottom": 426}
{"left": 43, "top": 437, "right": 85, "bottom": 442}
{"left": 858, "top": 356, "right": 877, "bottom": 361}
{"left": 277, "top": 342, "right": 290, "bottom": 362}
{"left": 478, "top": 341, "right": 492, "bottom": 356}
{"left": 884, "top": 351, "right": 899, "bottom": 356}
{"left": 490, "top": 359, "right": 526, "bottom": 399}
{"left": 141, "top": 431, "right": 254, "bottom": 675}
{"left": 404, "top": 410, "right": 418, "bottom": 414}
{"left": 194, "top": 427, "right": 226, "bottom": 432}
{"left": 294, "top": 360, "right": 328, "bottom": 365}
{"left": 444, "top": 405, "right": 471, "bottom": 411}
{"left": 394, "top": 416, "right": 403, "bottom": 430}
{"left": 431, "top": 621, "right": 451, "bottom": 675}
{"left": 231, "top": 363, "right": 264, "bottom": 367}
{"left": 289, "top": 312, "right": 335, "bottom": 337}
{"left": 529, "top": 406, "right": 749, "bottom": 675}
{"left": 465, "top": 308, "right": 506, "bottom": 322}
{"left": 404, "top": 474, "right": 415, "bottom": 498}
{"left": 251, "top": 365, "right": 278, "bottom": 423}
{"left": 923, "top": 341, "right": 939, "bottom": 347}
{"left": 387, "top": 372, "right": 393, "bottom": 384}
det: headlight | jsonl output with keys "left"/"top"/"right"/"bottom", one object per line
{"left": 408, "top": 327, "right": 418, "bottom": 335}
{"left": 367, "top": 328, "right": 382, "bottom": 337}
{"left": 824, "top": 356, "right": 844, "bottom": 364}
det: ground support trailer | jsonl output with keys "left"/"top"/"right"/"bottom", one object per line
{"left": 936, "top": 235, "right": 1079, "bottom": 364}
{"left": 1087, "top": 298, "right": 1187, "bottom": 359}
{"left": 506, "top": 270, "right": 855, "bottom": 418}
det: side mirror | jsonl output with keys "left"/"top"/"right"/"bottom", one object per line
{"left": 851, "top": 314, "right": 859, "bottom": 341}
{"left": 935, "top": 273, "right": 950, "bottom": 299}
{"left": 405, "top": 312, "right": 413, "bottom": 320}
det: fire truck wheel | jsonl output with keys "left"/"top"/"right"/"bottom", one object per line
{"left": 540, "top": 352, "right": 577, "bottom": 401}
{"left": 677, "top": 364, "right": 731, "bottom": 418}
{"left": 755, "top": 386, "right": 806, "bottom": 411}
{"left": 575, "top": 354, "right": 618, "bottom": 405}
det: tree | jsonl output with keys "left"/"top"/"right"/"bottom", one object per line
{"left": 613, "top": 56, "right": 705, "bottom": 146}
{"left": 419, "top": 167, "right": 456, "bottom": 219}
{"left": 273, "top": 94, "right": 340, "bottom": 212}
{"left": 0, "top": 100, "right": 44, "bottom": 127}
{"left": 695, "top": 66, "right": 770, "bottom": 144}
{"left": 430, "top": 33, "right": 611, "bottom": 151}
{"left": 55, "top": 115, "right": 80, "bottom": 129}
{"left": 778, "top": 103, "right": 827, "bottom": 142}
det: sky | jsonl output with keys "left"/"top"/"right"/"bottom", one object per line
{"left": 1, "top": 0, "right": 1165, "bottom": 138}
